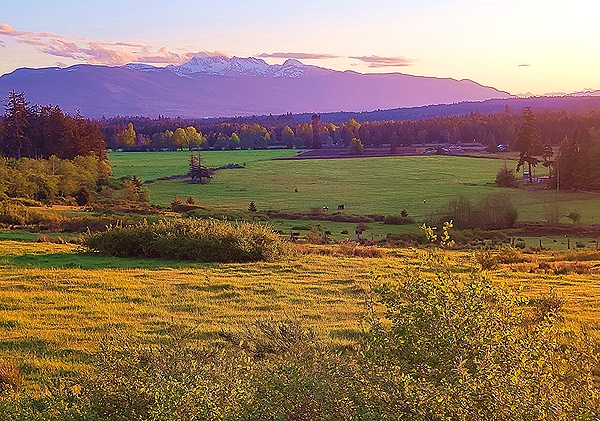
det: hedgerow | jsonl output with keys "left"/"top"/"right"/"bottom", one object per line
{"left": 83, "top": 218, "right": 289, "bottom": 262}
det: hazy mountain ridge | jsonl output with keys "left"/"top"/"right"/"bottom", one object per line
{"left": 290, "top": 95, "right": 600, "bottom": 124}
{"left": 0, "top": 56, "right": 510, "bottom": 118}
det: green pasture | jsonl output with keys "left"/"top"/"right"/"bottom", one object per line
{"left": 109, "top": 151, "right": 600, "bottom": 224}
{"left": 110, "top": 149, "right": 299, "bottom": 180}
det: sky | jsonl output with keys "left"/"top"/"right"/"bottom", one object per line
{"left": 1, "top": 0, "right": 599, "bottom": 95}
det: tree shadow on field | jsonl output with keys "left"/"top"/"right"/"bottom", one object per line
{"left": 0, "top": 251, "right": 209, "bottom": 270}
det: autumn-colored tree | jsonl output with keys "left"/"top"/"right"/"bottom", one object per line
{"left": 295, "top": 123, "right": 313, "bottom": 148}
{"left": 172, "top": 127, "right": 187, "bottom": 149}
{"left": 348, "top": 137, "right": 364, "bottom": 155}
{"left": 228, "top": 132, "right": 240, "bottom": 150}
{"left": 281, "top": 125, "right": 295, "bottom": 148}
{"left": 118, "top": 123, "right": 136, "bottom": 147}
{"left": 184, "top": 126, "right": 205, "bottom": 148}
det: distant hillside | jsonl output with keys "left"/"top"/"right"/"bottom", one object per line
{"left": 0, "top": 56, "right": 509, "bottom": 118}
{"left": 292, "top": 95, "right": 600, "bottom": 123}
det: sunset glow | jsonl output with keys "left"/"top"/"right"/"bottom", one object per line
{"left": 1, "top": 0, "right": 599, "bottom": 95}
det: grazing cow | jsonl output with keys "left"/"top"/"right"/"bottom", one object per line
{"left": 337, "top": 204, "right": 345, "bottom": 210}
{"left": 322, "top": 206, "right": 329, "bottom": 212}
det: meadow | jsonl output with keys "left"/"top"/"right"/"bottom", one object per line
{"left": 1, "top": 150, "right": 600, "bottom": 418}
{"left": 1, "top": 238, "right": 600, "bottom": 388}
{"left": 110, "top": 150, "right": 600, "bottom": 225}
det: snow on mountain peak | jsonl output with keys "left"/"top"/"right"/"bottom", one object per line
{"left": 165, "top": 55, "right": 331, "bottom": 78}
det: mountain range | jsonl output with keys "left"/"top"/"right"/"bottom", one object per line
{"left": 0, "top": 56, "right": 510, "bottom": 118}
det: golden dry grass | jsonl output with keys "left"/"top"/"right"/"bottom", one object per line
{"left": 1, "top": 239, "right": 600, "bottom": 387}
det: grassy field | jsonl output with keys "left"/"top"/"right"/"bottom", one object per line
{"left": 109, "top": 150, "right": 600, "bottom": 225}
{"left": 1, "top": 239, "right": 600, "bottom": 390}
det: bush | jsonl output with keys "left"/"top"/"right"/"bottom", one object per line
{"left": 170, "top": 196, "right": 183, "bottom": 209}
{"left": 367, "top": 250, "right": 600, "bottom": 419}
{"left": 434, "top": 193, "right": 517, "bottom": 230}
{"left": 0, "top": 202, "right": 63, "bottom": 226}
{"left": 383, "top": 215, "right": 416, "bottom": 225}
{"left": 495, "top": 164, "right": 518, "bottom": 187}
{"left": 83, "top": 218, "right": 289, "bottom": 262}
{"left": 337, "top": 239, "right": 384, "bottom": 258}
{"left": 184, "top": 208, "right": 255, "bottom": 222}
{"left": 474, "top": 248, "right": 498, "bottom": 270}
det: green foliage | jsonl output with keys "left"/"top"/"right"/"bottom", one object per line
{"left": 248, "top": 201, "right": 257, "bottom": 212}
{"left": 435, "top": 193, "right": 518, "bottom": 230}
{"left": 183, "top": 208, "right": 255, "bottom": 222}
{"left": 83, "top": 218, "right": 289, "bottom": 262}
{"left": 495, "top": 163, "right": 518, "bottom": 187}
{"left": 0, "top": 155, "right": 111, "bottom": 205}
{"left": 0, "top": 202, "right": 63, "bottom": 226}
{"left": 383, "top": 215, "right": 415, "bottom": 225}
{"left": 514, "top": 107, "right": 544, "bottom": 182}
{"left": 1, "top": 92, "right": 106, "bottom": 160}
{"left": 367, "top": 251, "right": 600, "bottom": 419}
{"left": 556, "top": 129, "right": 600, "bottom": 191}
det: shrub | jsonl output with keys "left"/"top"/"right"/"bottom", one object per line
{"left": 0, "top": 202, "right": 63, "bottom": 226}
{"left": 383, "top": 215, "right": 415, "bottom": 225}
{"left": 184, "top": 208, "right": 254, "bottom": 222}
{"left": 170, "top": 196, "right": 183, "bottom": 209}
{"left": 83, "top": 218, "right": 289, "bottom": 263}
{"left": 474, "top": 248, "right": 498, "bottom": 270}
{"left": 496, "top": 246, "right": 526, "bottom": 264}
{"left": 337, "top": 239, "right": 384, "bottom": 258}
{"left": 434, "top": 193, "right": 517, "bottom": 230}
{"left": 367, "top": 250, "right": 600, "bottom": 419}
{"left": 567, "top": 211, "right": 582, "bottom": 224}
{"left": 495, "top": 164, "right": 518, "bottom": 187}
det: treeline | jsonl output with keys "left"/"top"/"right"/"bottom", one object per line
{"left": 101, "top": 108, "right": 600, "bottom": 152}
{"left": 100, "top": 116, "right": 362, "bottom": 151}
{"left": 0, "top": 155, "right": 112, "bottom": 205}
{"left": 0, "top": 91, "right": 106, "bottom": 159}
{"left": 555, "top": 128, "right": 600, "bottom": 191}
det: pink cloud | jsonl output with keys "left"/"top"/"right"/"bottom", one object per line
{"left": 41, "top": 38, "right": 85, "bottom": 60}
{"left": 84, "top": 41, "right": 137, "bottom": 65}
{"left": 0, "top": 23, "right": 26, "bottom": 36}
{"left": 258, "top": 52, "right": 339, "bottom": 60}
{"left": 0, "top": 24, "right": 258, "bottom": 67}
{"left": 0, "top": 23, "right": 200, "bottom": 66}
{"left": 137, "top": 46, "right": 191, "bottom": 64}
{"left": 350, "top": 55, "right": 415, "bottom": 67}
